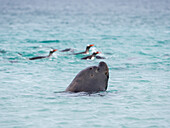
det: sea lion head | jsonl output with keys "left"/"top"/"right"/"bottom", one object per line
{"left": 65, "top": 61, "right": 109, "bottom": 93}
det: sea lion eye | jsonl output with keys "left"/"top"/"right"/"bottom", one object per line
{"left": 89, "top": 68, "right": 92, "bottom": 70}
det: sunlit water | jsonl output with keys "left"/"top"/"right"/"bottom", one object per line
{"left": 0, "top": 0, "right": 170, "bottom": 127}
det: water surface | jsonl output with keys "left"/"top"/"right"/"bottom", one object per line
{"left": 0, "top": 0, "right": 170, "bottom": 127}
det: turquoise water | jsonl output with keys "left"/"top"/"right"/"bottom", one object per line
{"left": 0, "top": 0, "right": 170, "bottom": 127}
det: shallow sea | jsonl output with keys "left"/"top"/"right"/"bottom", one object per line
{"left": 0, "top": 0, "right": 170, "bottom": 127}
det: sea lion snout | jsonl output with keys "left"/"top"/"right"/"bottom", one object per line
{"left": 98, "top": 61, "right": 109, "bottom": 72}
{"left": 99, "top": 61, "right": 107, "bottom": 68}
{"left": 98, "top": 61, "right": 109, "bottom": 79}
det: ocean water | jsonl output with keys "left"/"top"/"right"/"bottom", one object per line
{"left": 0, "top": 0, "right": 170, "bottom": 127}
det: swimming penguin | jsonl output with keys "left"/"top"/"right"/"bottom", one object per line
{"left": 81, "top": 51, "right": 101, "bottom": 60}
{"left": 74, "top": 44, "right": 94, "bottom": 55}
{"left": 18, "top": 49, "right": 57, "bottom": 60}
{"left": 60, "top": 48, "right": 73, "bottom": 52}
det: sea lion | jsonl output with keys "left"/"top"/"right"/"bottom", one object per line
{"left": 65, "top": 61, "right": 109, "bottom": 93}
